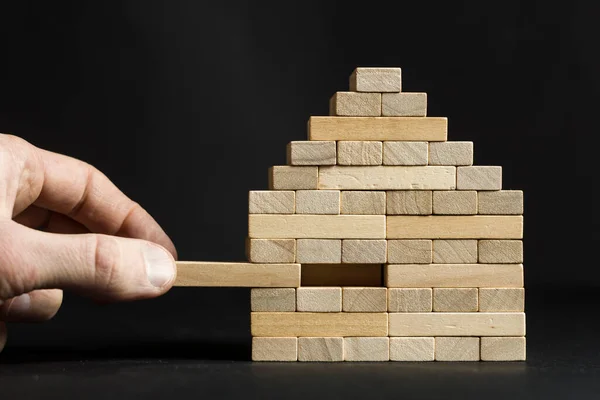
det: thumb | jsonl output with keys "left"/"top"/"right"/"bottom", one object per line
{"left": 0, "top": 221, "right": 176, "bottom": 302}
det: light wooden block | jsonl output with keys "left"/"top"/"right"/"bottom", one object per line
{"left": 390, "top": 337, "right": 435, "bottom": 361}
{"left": 433, "top": 240, "right": 478, "bottom": 263}
{"left": 387, "top": 190, "right": 432, "bottom": 215}
{"left": 296, "top": 239, "right": 342, "bottom": 264}
{"left": 301, "top": 264, "right": 383, "bottom": 287}
{"left": 308, "top": 117, "right": 447, "bottom": 141}
{"left": 249, "top": 215, "right": 385, "bottom": 239}
{"left": 251, "top": 312, "right": 388, "bottom": 337}
{"left": 479, "top": 240, "right": 523, "bottom": 263}
{"left": 247, "top": 239, "right": 296, "bottom": 263}
{"left": 349, "top": 67, "right": 401, "bottom": 92}
{"left": 432, "top": 191, "right": 477, "bottom": 215}
{"left": 480, "top": 337, "right": 526, "bottom": 361}
{"left": 382, "top": 141, "right": 428, "bottom": 165}
{"left": 387, "top": 240, "right": 432, "bottom": 264}
{"left": 249, "top": 191, "right": 295, "bottom": 214}
{"left": 479, "top": 288, "right": 524, "bottom": 312}
{"left": 385, "top": 264, "right": 524, "bottom": 288}
{"left": 457, "top": 166, "right": 502, "bottom": 190}
{"left": 319, "top": 166, "right": 455, "bottom": 190}
{"left": 435, "top": 337, "right": 479, "bottom": 361}
{"left": 337, "top": 141, "right": 383, "bottom": 165}
{"left": 329, "top": 92, "right": 381, "bottom": 116}
{"left": 381, "top": 93, "right": 427, "bottom": 117}
{"left": 295, "top": 190, "right": 340, "bottom": 214}
{"left": 340, "top": 191, "right": 386, "bottom": 215}
{"left": 298, "top": 337, "right": 344, "bottom": 362}
{"left": 286, "top": 141, "right": 336, "bottom": 165}
{"left": 251, "top": 288, "right": 296, "bottom": 312}
{"left": 175, "top": 262, "right": 300, "bottom": 287}
{"left": 386, "top": 216, "right": 523, "bottom": 239}
{"left": 342, "top": 240, "right": 387, "bottom": 264}
{"left": 478, "top": 190, "right": 524, "bottom": 215}
{"left": 297, "top": 287, "right": 342, "bottom": 312}
{"left": 433, "top": 288, "right": 479, "bottom": 312}
{"left": 388, "top": 313, "right": 525, "bottom": 336}
{"left": 388, "top": 288, "right": 432, "bottom": 312}
{"left": 344, "top": 337, "right": 390, "bottom": 361}
{"left": 252, "top": 337, "right": 298, "bottom": 361}
{"left": 269, "top": 166, "right": 318, "bottom": 190}
{"left": 428, "top": 142, "right": 473, "bottom": 166}
{"left": 342, "top": 287, "right": 387, "bottom": 312}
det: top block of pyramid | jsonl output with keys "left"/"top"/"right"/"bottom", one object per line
{"left": 350, "top": 67, "right": 402, "bottom": 92}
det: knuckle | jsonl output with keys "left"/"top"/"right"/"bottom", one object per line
{"left": 89, "top": 234, "right": 127, "bottom": 296}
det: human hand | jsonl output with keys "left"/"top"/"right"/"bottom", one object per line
{"left": 0, "top": 134, "right": 177, "bottom": 353}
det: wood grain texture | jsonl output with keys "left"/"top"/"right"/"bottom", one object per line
{"left": 349, "top": 67, "right": 401, "bottom": 92}
{"left": 385, "top": 264, "right": 524, "bottom": 288}
{"left": 249, "top": 190, "right": 295, "bottom": 214}
{"left": 301, "top": 264, "right": 383, "bottom": 287}
{"left": 386, "top": 216, "right": 523, "bottom": 239}
{"left": 435, "top": 337, "right": 480, "bottom": 361}
{"left": 480, "top": 337, "right": 526, "bottom": 361}
{"left": 337, "top": 141, "right": 383, "bottom": 165}
{"left": 433, "top": 288, "right": 479, "bottom": 312}
{"left": 319, "top": 166, "right": 455, "bottom": 190}
{"left": 296, "top": 287, "right": 342, "bottom": 312}
{"left": 247, "top": 239, "right": 296, "bottom": 263}
{"left": 344, "top": 337, "right": 390, "bottom": 361}
{"left": 252, "top": 337, "right": 298, "bottom": 361}
{"left": 340, "top": 191, "right": 386, "bottom": 214}
{"left": 433, "top": 240, "right": 478, "bottom": 263}
{"left": 342, "top": 287, "right": 387, "bottom": 312}
{"left": 381, "top": 93, "right": 427, "bottom": 117}
{"left": 388, "top": 288, "right": 433, "bottom": 312}
{"left": 389, "top": 313, "right": 526, "bottom": 336}
{"left": 428, "top": 142, "right": 473, "bottom": 166}
{"left": 478, "top": 240, "right": 523, "bottom": 263}
{"left": 342, "top": 239, "right": 387, "bottom": 263}
{"left": 175, "top": 262, "right": 300, "bottom": 287}
{"left": 249, "top": 215, "right": 386, "bottom": 239}
{"left": 457, "top": 166, "right": 502, "bottom": 190}
{"left": 387, "top": 190, "right": 433, "bottom": 215}
{"left": 296, "top": 239, "right": 342, "bottom": 264}
{"left": 432, "top": 191, "right": 477, "bottom": 215}
{"left": 269, "top": 166, "right": 318, "bottom": 190}
{"left": 382, "top": 141, "right": 428, "bottom": 165}
{"left": 308, "top": 117, "right": 447, "bottom": 141}
{"left": 479, "top": 288, "right": 525, "bottom": 312}
{"left": 286, "top": 141, "right": 336, "bottom": 165}
{"left": 387, "top": 240, "right": 433, "bottom": 264}
{"left": 298, "top": 337, "right": 344, "bottom": 362}
{"left": 295, "top": 190, "right": 340, "bottom": 214}
{"left": 329, "top": 92, "right": 381, "bottom": 116}
{"left": 478, "top": 190, "right": 524, "bottom": 215}
{"left": 390, "top": 337, "right": 435, "bottom": 361}
{"left": 251, "top": 288, "right": 296, "bottom": 312}
{"left": 251, "top": 312, "right": 388, "bottom": 337}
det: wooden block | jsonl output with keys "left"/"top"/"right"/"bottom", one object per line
{"left": 435, "top": 337, "right": 480, "bottom": 361}
{"left": 249, "top": 191, "right": 295, "bottom": 214}
{"left": 296, "top": 239, "right": 342, "bottom": 263}
{"left": 479, "top": 288, "right": 524, "bottom": 312}
{"left": 249, "top": 215, "right": 385, "bottom": 239}
{"left": 433, "top": 240, "right": 478, "bottom": 263}
{"left": 295, "top": 190, "right": 340, "bottom": 214}
{"left": 298, "top": 337, "right": 344, "bottom": 362}
{"left": 340, "top": 191, "right": 386, "bottom": 215}
{"left": 251, "top": 312, "right": 388, "bottom": 337}
{"left": 382, "top": 141, "right": 428, "bottom": 165}
{"left": 480, "top": 337, "right": 526, "bottom": 361}
{"left": 175, "top": 262, "right": 300, "bottom": 287}
{"left": 387, "top": 190, "right": 432, "bottom": 215}
{"left": 301, "top": 264, "right": 383, "bottom": 287}
{"left": 344, "top": 337, "right": 390, "bottom": 361}
{"left": 329, "top": 92, "right": 381, "bottom": 116}
{"left": 432, "top": 191, "right": 477, "bottom": 215}
{"left": 342, "top": 287, "right": 387, "bottom": 312}
{"left": 388, "top": 288, "right": 432, "bottom": 312}
{"left": 252, "top": 337, "right": 298, "bottom": 361}
{"left": 478, "top": 190, "right": 524, "bottom": 215}
{"left": 433, "top": 288, "right": 479, "bottom": 312}
{"left": 247, "top": 239, "right": 296, "bottom": 263}
{"left": 428, "top": 142, "right": 473, "bottom": 166}
{"left": 286, "top": 141, "right": 336, "bottom": 165}
{"left": 387, "top": 240, "right": 432, "bottom": 264}
{"left": 381, "top": 93, "right": 427, "bottom": 117}
{"left": 349, "top": 67, "right": 401, "bottom": 92}
{"left": 386, "top": 216, "right": 523, "bottom": 239}
{"left": 388, "top": 313, "right": 525, "bottom": 336}
{"left": 385, "top": 264, "right": 524, "bottom": 288}
{"left": 342, "top": 239, "right": 387, "bottom": 263}
{"left": 479, "top": 240, "right": 523, "bottom": 263}
{"left": 337, "top": 141, "right": 383, "bottom": 165}
{"left": 308, "top": 117, "right": 447, "bottom": 142}
{"left": 297, "top": 287, "right": 342, "bottom": 312}
{"left": 457, "top": 166, "right": 502, "bottom": 190}
{"left": 389, "top": 337, "right": 435, "bottom": 361}
{"left": 269, "top": 166, "right": 318, "bottom": 190}
{"left": 251, "top": 288, "right": 296, "bottom": 312}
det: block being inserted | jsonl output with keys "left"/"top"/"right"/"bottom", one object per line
{"left": 247, "top": 239, "right": 296, "bottom": 263}
{"left": 251, "top": 288, "right": 296, "bottom": 312}
{"left": 349, "top": 67, "right": 401, "bottom": 92}
{"left": 319, "top": 166, "right": 455, "bottom": 190}
{"left": 435, "top": 337, "right": 480, "bottom": 361}
{"left": 344, "top": 337, "right": 390, "bottom": 361}
{"left": 433, "top": 288, "right": 479, "bottom": 312}
{"left": 297, "top": 287, "right": 342, "bottom": 312}
{"left": 382, "top": 93, "right": 427, "bottom": 117}
{"left": 479, "top": 240, "right": 523, "bottom": 263}
{"left": 342, "top": 240, "right": 387, "bottom": 264}
{"left": 298, "top": 337, "right": 344, "bottom": 362}
{"left": 388, "top": 288, "right": 432, "bottom": 312}
{"left": 457, "top": 166, "right": 502, "bottom": 190}
{"left": 296, "top": 239, "right": 342, "bottom": 264}
{"left": 428, "top": 142, "right": 473, "bottom": 166}
{"left": 295, "top": 190, "right": 340, "bottom": 214}
{"left": 342, "top": 287, "right": 387, "bottom": 312}
{"left": 286, "top": 141, "right": 336, "bottom": 165}
{"left": 383, "top": 141, "right": 428, "bottom": 165}
{"left": 478, "top": 190, "right": 524, "bottom": 215}
{"left": 329, "top": 92, "right": 381, "bottom": 116}
{"left": 176, "top": 262, "right": 300, "bottom": 287}
{"left": 386, "top": 216, "right": 523, "bottom": 239}
{"left": 337, "top": 141, "right": 383, "bottom": 165}
{"left": 249, "top": 191, "right": 295, "bottom": 214}
{"left": 269, "top": 166, "right": 318, "bottom": 190}
{"left": 387, "top": 190, "right": 432, "bottom": 215}
{"left": 387, "top": 240, "right": 432, "bottom": 264}
{"left": 340, "top": 191, "right": 386, "bottom": 214}
{"left": 252, "top": 337, "right": 298, "bottom": 361}
{"left": 479, "top": 288, "right": 524, "bottom": 312}
{"left": 480, "top": 337, "right": 526, "bottom": 361}
{"left": 433, "top": 240, "right": 478, "bottom": 264}
{"left": 432, "top": 191, "right": 477, "bottom": 215}
{"left": 390, "top": 337, "right": 435, "bottom": 361}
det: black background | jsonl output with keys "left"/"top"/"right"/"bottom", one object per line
{"left": 1, "top": 1, "right": 600, "bottom": 398}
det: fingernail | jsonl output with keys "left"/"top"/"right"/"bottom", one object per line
{"left": 143, "top": 244, "right": 175, "bottom": 288}
{"left": 8, "top": 293, "right": 31, "bottom": 317}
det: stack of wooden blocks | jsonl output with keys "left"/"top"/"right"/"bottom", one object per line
{"left": 246, "top": 68, "right": 525, "bottom": 362}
